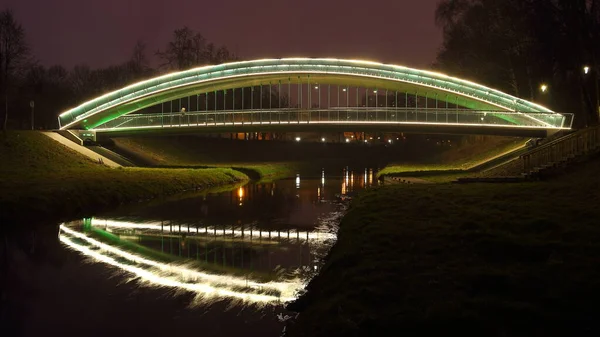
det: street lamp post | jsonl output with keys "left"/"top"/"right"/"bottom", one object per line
{"left": 583, "top": 65, "right": 600, "bottom": 124}
{"left": 593, "top": 67, "right": 600, "bottom": 121}
{"left": 597, "top": 69, "right": 600, "bottom": 120}
{"left": 29, "top": 100, "right": 34, "bottom": 130}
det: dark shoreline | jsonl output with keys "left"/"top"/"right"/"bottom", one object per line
{"left": 285, "top": 159, "right": 600, "bottom": 336}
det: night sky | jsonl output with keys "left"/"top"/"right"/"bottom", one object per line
{"left": 3, "top": 0, "right": 442, "bottom": 69}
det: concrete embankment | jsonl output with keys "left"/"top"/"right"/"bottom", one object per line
{"left": 42, "top": 131, "right": 121, "bottom": 168}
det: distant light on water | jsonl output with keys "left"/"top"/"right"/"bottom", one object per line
{"left": 238, "top": 186, "right": 244, "bottom": 206}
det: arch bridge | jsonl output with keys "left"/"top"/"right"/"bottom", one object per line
{"left": 58, "top": 58, "right": 573, "bottom": 138}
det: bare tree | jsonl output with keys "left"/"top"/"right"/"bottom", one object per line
{"left": 203, "top": 42, "right": 216, "bottom": 64}
{"left": 128, "top": 40, "right": 149, "bottom": 76}
{"left": 69, "top": 65, "right": 92, "bottom": 100}
{"left": 157, "top": 26, "right": 237, "bottom": 71}
{"left": 0, "top": 10, "right": 29, "bottom": 131}
{"left": 192, "top": 34, "right": 206, "bottom": 65}
{"left": 156, "top": 27, "right": 205, "bottom": 70}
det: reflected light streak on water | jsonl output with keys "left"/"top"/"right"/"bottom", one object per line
{"left": 59, "top": 224, "right": 303, "bottom": 304}
{"left": 59, "top": 234, "right": 294, "bottom": 304}
{"left": 89, "top": 218, "right": 337, "bottom": 242}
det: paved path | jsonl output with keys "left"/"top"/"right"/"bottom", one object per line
{"left": 384, "top": 176, "right": 433, "bottom": 185}
{"left": 42, "top": 132, "right": 121, "bottom": 168}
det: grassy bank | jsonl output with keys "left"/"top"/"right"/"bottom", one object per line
{"left": 287, "top": 155, "right": 600, "bottom": 336}
{"left": 109, "top": 135, "right": 461, "bottom": 179}
{"left": 111, "top": 136, "right": 304, "bottom": 181}
{"left": 378, "top": 137, "right": 526, "bottom": 182}
{"left": 0, "top": 132, "right": 249, "bottom": 227}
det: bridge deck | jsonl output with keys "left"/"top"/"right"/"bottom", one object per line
{"left": 91, "top": 108, "right": 570, "bottom": 138}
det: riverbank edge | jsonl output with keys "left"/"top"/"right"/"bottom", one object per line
{"left": 285, "top": 158, "right": 600, "bottom": 336}
{"left": 107, "top": 136, "right": 303, "bottom": 182}
{"left": 151, "top": 163, "right": 301, "bottom": 182}
{"left": 0, "top": 167, "right": 249, "bottom": 229}
{"left": 376, "top": 138, "right": 528, "bottom": 182}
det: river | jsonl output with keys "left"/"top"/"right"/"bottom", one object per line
{"left": 1, "top": 167, "right": 379, "bottom": 337}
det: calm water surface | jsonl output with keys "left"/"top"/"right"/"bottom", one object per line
{"left": 2, "top": 168, "right": 379, "bottom": 337}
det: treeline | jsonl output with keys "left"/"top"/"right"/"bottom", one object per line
{"left": 435, "top": 0, "right": 600, "bottom": 127}
{"left": 0, "top": 10, "right": 237, "bottom": 130}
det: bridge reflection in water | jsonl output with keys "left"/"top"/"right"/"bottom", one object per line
{"left": 58, "top": 216, "right": 337, "bottom": 305}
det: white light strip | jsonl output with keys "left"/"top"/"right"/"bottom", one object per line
{"left": 90, "top": 219, "right": 336, "bottom": 241}
{"left": 58, "top": 59, "right": 557, "bottom": 129}
{"left": 60, "top": 225, "right": 301, "bottom": 299}
{"left": 59, "top": 234, "right": 294, "bottom": 303}
{"left": 121, "top": 108, "right": 561, "bottom": 129}
{"left": 92, "top": 119, "right": 568, "bottom": 133}
{"left": 56, "top": 57, "right": 510, "bottom": 116}
{"left": 62, "top": 69, "right": 531, "bottom": 130}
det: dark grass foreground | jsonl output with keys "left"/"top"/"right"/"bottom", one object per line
{"left": 0, "top": 132, "right": 248, "bottom": 227}
{"left": 287, "top": 156, "right": 600, "bottom": 336}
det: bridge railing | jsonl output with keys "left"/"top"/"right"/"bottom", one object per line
{"left": 92, "top": 108, "right": 572, "bottom": 131}
{"left": 520, "top": 124, "right": 600, "bottom": 173}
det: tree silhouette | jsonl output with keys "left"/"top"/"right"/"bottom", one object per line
{"left": 435, "top": 0, "right": 600, "bottom": 126}
{"left": 0, "top": 10, "right": 29, "bottom": 131}
{"left": 157, "top": 27, "right": 237, "bottom": 71}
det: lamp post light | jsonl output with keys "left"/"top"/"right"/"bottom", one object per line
{"left": 583, "top": 65, "right": 600, "bottom": 122}
{"left": 538, "top": 84, "right": 550, "bottom": 109}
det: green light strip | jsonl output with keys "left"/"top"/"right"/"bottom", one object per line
{"left": 58, "top": 58, "right": 561, "bottom": 130}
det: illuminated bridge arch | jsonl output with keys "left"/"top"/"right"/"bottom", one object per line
{"left": 58, "top": 58, "right": 572, "bottom": 136}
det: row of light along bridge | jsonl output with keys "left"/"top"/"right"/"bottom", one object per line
{"left": 58, "top": 58, "right": 573, "bottom": 140}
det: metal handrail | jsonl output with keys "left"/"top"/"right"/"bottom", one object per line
{"left": 93, "top": 108, "right": 573, "bottom": 131}
{"left": 520, "top": 125, "right": 600, "bottom": 172}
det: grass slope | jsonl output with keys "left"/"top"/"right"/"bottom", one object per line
{"left": 112, "top": 136, "right": 301, "bottom": 180}
{"left": 288, "top": 155, "right": 600, "bottom": 336}
{"left": 378, "top": 137, "right": 526, "bottom": 181}
{"left": 110, "top": 135, "right": 464, "bottom": 180}
{"left": 0, "top": 132, "right": 248, "bottom": 226}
